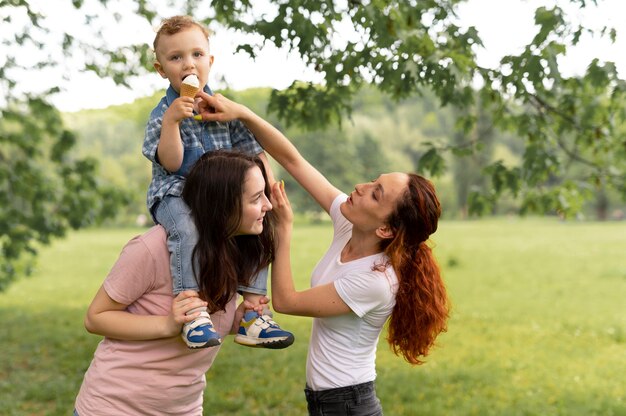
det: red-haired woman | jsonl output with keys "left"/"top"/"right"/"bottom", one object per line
{"left": 196, "top": 92, "right": 450, "bottom": 416}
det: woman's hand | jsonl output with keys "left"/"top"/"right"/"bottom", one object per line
{"left": 270, "top": 181, "right": 294, "bottom": 231}
{"left": 231, "top": 295, "right": 270, "bottom": 334}
{"left": 167, "top": 290, "right": 208, "bottom": 336}
{"left": 194, "top": 91, "right": 249, "bottom": 123}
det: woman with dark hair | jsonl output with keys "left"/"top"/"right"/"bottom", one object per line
{"left": 181, "top": 151, "right": 274, "bottom": 314}
{"left": 196, "top": 93, "right": 450, "bottom": 416}
{"left": 74, "top": 150, "right": 287, "bottom": 415}
{"left": 182, "top": 151, "right": 292, "bottom": 347}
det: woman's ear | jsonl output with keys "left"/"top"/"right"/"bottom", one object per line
{"left": 375, "top": 225, "right": 394, "bottom": 240}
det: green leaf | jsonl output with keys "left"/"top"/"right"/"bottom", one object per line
{"left": 417, "top": 147, "right": 446, "bottom": 176}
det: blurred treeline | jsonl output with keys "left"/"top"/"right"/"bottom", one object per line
{"left": 63, "top": 86, "right": 625, "bottom": 226}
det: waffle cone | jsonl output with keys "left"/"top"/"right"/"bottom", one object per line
{"left": 180, "top": 83, "right": 200, "bottom": 98}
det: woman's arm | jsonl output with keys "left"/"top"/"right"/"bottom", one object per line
{"left": 84, "top": 288, "right": 207, "bottom": 340}
{"left": 257, "top": 151, "right": 277, "bottom": 186}
{"left": 196, "top": 92, "right": 341, "bottom": 213}
{"left": 268, "top": 182, "right": 351, "bottom": 317}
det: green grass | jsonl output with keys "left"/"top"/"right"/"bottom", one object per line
{"left": 1, "top": 219, "right": 625, "bottom": 415}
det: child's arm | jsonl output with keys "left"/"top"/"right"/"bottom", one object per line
{"left": 84, "top": 287, "right": 207, "bottom": 340}
{"left": 157, "top": 97, "right": 196, "bottom": 172}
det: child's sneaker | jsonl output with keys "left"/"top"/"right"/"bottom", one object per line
{"left": 182, "top": 310, "right": 222, "bottom": 349}
{"left": 234, "top": 311, "right": 295, "bottom": 349}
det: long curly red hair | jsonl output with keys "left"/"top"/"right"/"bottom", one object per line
{"left": 379, "top": 174, "right": 449, "bottom": 365}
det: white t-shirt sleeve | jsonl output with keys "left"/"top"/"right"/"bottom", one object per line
{"left": 334, "top": 271, "right": 392, "bottom": 318}
{"left": 329, "top": 194, "right": 352, "bottom": 235}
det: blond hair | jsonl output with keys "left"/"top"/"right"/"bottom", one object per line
{"left": 153, "top": 15, "right": 211, "bottom": 58}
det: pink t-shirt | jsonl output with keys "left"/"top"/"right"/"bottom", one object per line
{"left": 75, "top": 226, "right": 236, "bottom": 416}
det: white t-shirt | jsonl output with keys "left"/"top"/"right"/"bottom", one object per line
{"left": 306, "top": 194, "right": 398, "bottom": 391}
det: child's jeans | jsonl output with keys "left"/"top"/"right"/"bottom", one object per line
{"left": 154, "top": 196, "right": 267, "bottom": 296}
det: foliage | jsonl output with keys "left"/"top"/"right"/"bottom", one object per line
{"left": 1, "top": 222, "right": 625, "bottom": 414}
{"left": 64, "top": 85, "right": 626, "bottom": 223}
{"left": 0, "top": 97, "right": 128, "bottom": 290}
{"left": 2, "top": 0, "right": 626, "bottom": 291}
{"left": 64, "top": 86, "right": 399, "bottom": 220}
{"left": 62, "top": 92, "right": 160, "bottom": 225}
{"left": 4, "top": 1, "right": 624, "bottom": 214}
{"left": 472, "top": 9, "right": 626, "bottom": 217}
{"left": 209, "top": 0, "right": 626, "bottom": 216}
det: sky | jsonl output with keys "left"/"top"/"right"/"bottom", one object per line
{"left": 6, "top": 0, "right": 626, "bottom": 112}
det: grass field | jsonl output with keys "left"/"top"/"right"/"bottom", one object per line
{"left": 0, "top": 219, "right": 625, "bottom": 415}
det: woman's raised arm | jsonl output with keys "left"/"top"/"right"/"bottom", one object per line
{"left": 267, "top": 181, "right": 352, "bottom": 317}
{"left": 196, "top": 91, "right": 341, "bottom": 213}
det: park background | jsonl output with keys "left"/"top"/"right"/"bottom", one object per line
{"left": 1, "top": 0, "right": 626, "bottom": 415}
{"left": 1, "top": 82, "right": 625, "bottom": 416}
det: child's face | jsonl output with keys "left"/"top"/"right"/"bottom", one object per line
{"left": 154, "top": 26, "right": 214, "bottom": 94}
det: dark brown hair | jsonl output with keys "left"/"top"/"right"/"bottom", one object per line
{"left": 380, "top": 173, "right": 449, "bottom": 365}
{"left": 182, "top": 150, "right": 274, "bottom": 313}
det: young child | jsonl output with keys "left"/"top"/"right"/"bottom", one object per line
{"left": 142, "top": 15, "right": 293, "bottom": 349}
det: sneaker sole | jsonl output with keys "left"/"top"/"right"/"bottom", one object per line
{"left": 233, "top": 334, "right": 295, "bottom": 349}
{"left": 187, "top": 338, "right": 222, "bottom": 349}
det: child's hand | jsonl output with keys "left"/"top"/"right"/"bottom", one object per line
{"left": 270, "top": 181, "right": 294, "bottom": 229}
{"left": 164, "top": 96, "right": 196, "bottom": 123}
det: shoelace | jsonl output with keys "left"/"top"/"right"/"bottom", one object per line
{"left": 257, "top": 314, "right": 279, "bottom": 329}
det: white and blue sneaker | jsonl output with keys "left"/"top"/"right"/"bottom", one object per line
{"left": 182, "top": 310, "right": 221, "bottom": 349}
{"left": 234, "top": 311, "right": 295, "bottom": 349}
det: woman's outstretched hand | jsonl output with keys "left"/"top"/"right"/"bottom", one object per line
{"left": 194, "top": 91, "right": 247, "bottom": 123}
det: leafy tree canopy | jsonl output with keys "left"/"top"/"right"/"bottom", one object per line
{"left": 1, "top": 0, "right": 625, "bottom": 289}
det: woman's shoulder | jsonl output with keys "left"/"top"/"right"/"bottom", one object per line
{"left": 329, "top": 194, "right": 351, "bottom": 234}
{"left": 137, "top": 225, "right": 167, "bottom": 243}
{"left": 123, "top": 226, "right": 168, "bottom": 260}
{"left": 334, "top": 266, "right": 397, "bottom": 317}
{"left": 329, "top": 193, "right": 348, "bottom": 216}
{"left": 337, "top": 263, "right": 397, "bottom": 296}
{"left": 362, "top": 265, "right": 398, "bottom": 290}
{"left": 102, "top": 226, "right": 170, "bottom": 304}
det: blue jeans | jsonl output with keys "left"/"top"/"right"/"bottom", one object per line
{"left": 304, "top": 381, "right": 383, "bottom": 416}
{"left": 154, "top": 196, "right": 267, "bottom": 295}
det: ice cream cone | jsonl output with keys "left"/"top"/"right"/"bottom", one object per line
{"left": 180, "top": 83, "right": 200, "bottom": 98}
{"left": 180, "top": 74, "right": 200, "bottom": 98}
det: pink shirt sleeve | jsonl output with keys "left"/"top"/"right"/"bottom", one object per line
{"left": 103, "top": 235, "right": 158, "bottom": 306}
